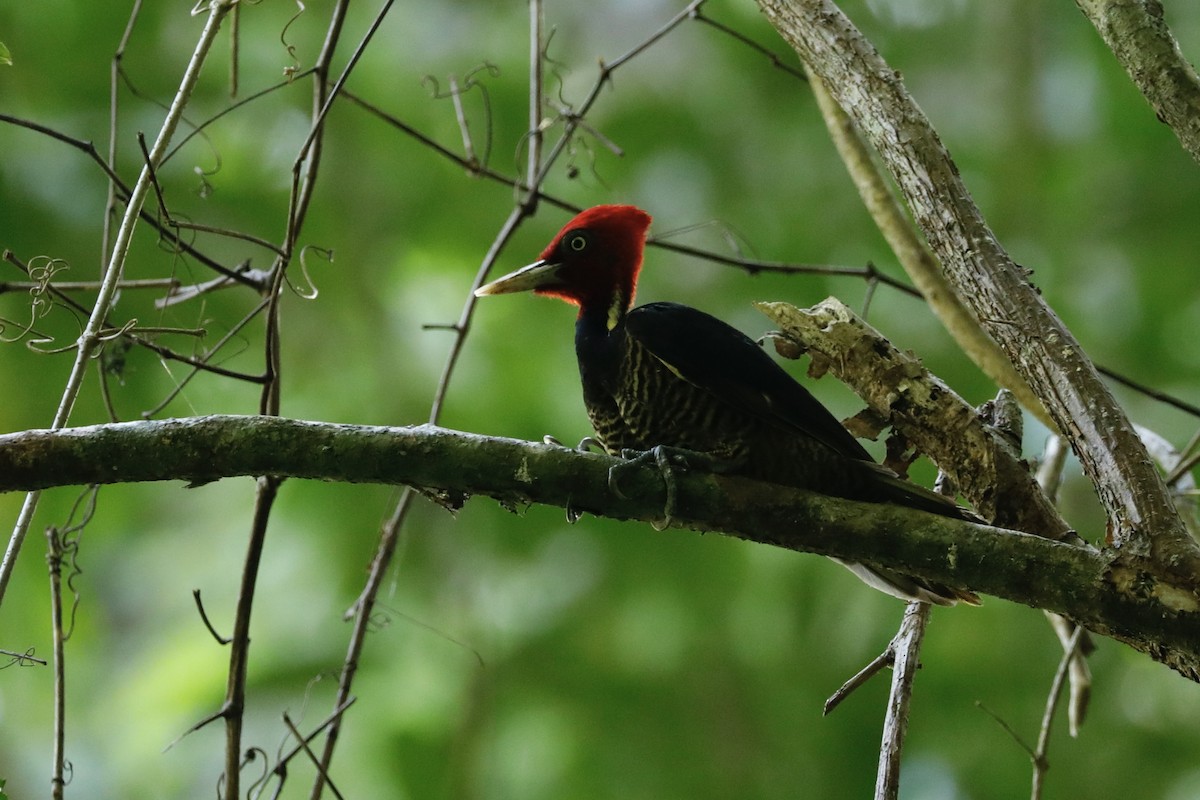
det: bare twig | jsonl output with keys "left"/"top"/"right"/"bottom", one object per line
{"left": 1, "top": 648, "right": 48, "bottom": 666}
{"left": 271, "top": 695, "right": 356, "bottom": 778}
{"left": 1030, "top": 627, "right": 1087, "bottom": 800}
{"left": 0, "top": 277, "right": 181, "bottom": 293}
{"left": 876, "top": 601, "right": 930, "bottom": 800}
{"left": 691, "top": 8, "right": 807, "bottom": 80}
{"left": 653, "top": 238, "right": 918, "bottom": 293}
{"left": 824, "top": 647, "right": 893, "bottom": 716}
{"left": 0, "top": 0, "right": 237, "bottom": 610}
{"left": 192, "top": 589, "right": 231, "bottom": 645}
{"left": 220, "top": 475, "right": 281, "bottom": 800}
{"left": 46, "top": 525, "right": 68, "bottom": 800}
{"left": 228, "top": 0, "right": 239, "bottom": 97}
{"left": 527, "top": 0, "right": 545, "bottom": 206}
{"left": 283, "top": 713, "right": 346, "bottom": 800}
{"left": 103, "top": 0, "right": 145, "bottom": 263}
{"left": 309, "top": 489, "right": 413, "bottom": 800}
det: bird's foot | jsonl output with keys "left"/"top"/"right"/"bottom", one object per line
{"left": 543, "top": 434, "right": 605, "bottom": 454}
{"left": 543, "top": 435, "right": 607, "bottom": 523}
{"left": 609, "top": 445, "right": 729, "bottom": 531}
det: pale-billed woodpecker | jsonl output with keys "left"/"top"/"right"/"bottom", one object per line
{"left": 476, "top": 204, "right": 978, "bottom": 606}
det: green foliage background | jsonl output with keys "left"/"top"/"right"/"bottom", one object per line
{"left": 2, "top": 1, "right": 1200, "bottom": 798}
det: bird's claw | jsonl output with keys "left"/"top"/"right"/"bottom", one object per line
{"left": 544, "top": 434, "right": 606, "bottom": 523}
{"left": 543, "top": 434, "right": 605, "bottom": 454}
{"left": 608, "top": 445, "right": 695, "bottom": 531}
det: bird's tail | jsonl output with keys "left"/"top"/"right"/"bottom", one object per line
{"left": 851, "top": 463, "right": 983, "bottom": 606}
{"left": 834, "top": 559, "right": 981, "bottom": 606}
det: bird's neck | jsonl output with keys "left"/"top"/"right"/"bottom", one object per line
{"left": 574, "top": 296, "right": 628, "bottom": 384}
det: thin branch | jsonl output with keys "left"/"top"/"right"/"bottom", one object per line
{"left": 0, "top": 277, "right": 180, "bottom": 293}
{"left": 192, "top": 589, "right": 231, "bottom": 645}
{"left": 285, "top": 0, "right": 374, "bottom": 250}
{"left": 308, "top": 488, "right": 411, "bottom": 800}
{"left": 824, "top": 648, "right": 893, "bottom": 716}
{"left": 692, "top": 8, "right": 808, "bottom": 80}
{"left": 875, "top": 601, "right": 930, "bottom": 800}
{"left": 273, "top": 696, "right": 356, "bottom": 777}
{"left": 0, "top": 0, "right": 237, "bottom": 610}
{"left": 283, "top": 713, "right": 346, "bottom": 800}
{"left": 46, "top": 525, "right": 69, "bottom": 800}
{"left": 1, "top": 648, "right": 48, "bottom": 666}
{"left": 103, "top": 0, "right": 145, "bottom": 263}
{"left": 1035, "top": 435, "right": 1092, "bottom": 739}
{"left": 652, "top": 238, "right": 918, "bottom": 294}
{"left": 527, "top": 0, "right": 545, "bottom": 205}
{"left": 1099, "top": 363, "right": 1200, "bottom": 419}
{"left": 220, "top": 475, "right": 281, "bottom": 800}
{"left": 1030, "top": 627, "right": 1087, "bottom": 800}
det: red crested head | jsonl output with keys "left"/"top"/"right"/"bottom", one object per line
{"left": 475, "top": 205, "right": 652, "bottom": 317}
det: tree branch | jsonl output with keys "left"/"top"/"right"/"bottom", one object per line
{"left": 2, "top": 415, "right": 1199, "bottom": 678}
{"left": 0, "top": 0, "right": 237, "bottom": 609}
{"left": 803, "top": 73, "right": 1052, "bottom": 428}
{"left": 755, "top": 0, "right": 1197, "bottom": 573}
{"left": 876, "top": 602, "right": 929, "bottom": 800}
{"left": 1075, "top": 0, "right": 1200, "bottom": 165}
{"left": 761, "top": 299, "right": 1073, "bottom": 535}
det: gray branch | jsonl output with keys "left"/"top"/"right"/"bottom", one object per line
{"left": 1, "top": 415, "right": 1199, "bottom": 679}
{"left": 755, "top": 0, "right": 1198, "bottom": 575}
{"left": 1075, "top": 0, "right": 1200, "bottom": 164}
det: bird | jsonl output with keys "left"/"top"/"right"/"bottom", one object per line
{"left": 475, "top": 204, "right": 979, "bottom": 606}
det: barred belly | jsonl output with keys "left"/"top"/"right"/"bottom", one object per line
{"left": 584, "top": 336, "right": 874, "bottom": 501}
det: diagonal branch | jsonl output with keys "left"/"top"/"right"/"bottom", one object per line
{"left": 759, "top": 298, "right": 1073, "bottom": 540}
{"left": 1075, "top": 0, "right": 1200, "bottom": 164}
{"left": 754, "top": 0, "right": 1196, "bottom": 572}
{"left": 802, "top": 74, "right": 1052, "bottom": 428}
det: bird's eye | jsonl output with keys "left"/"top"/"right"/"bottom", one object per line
{"left": 565, "top": 231, "right": 588, "bottom": 252}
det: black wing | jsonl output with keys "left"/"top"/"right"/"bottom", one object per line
{"left": 625, "top": 302, "right": 873, "bottom": 461}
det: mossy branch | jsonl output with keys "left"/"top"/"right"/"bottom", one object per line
{"left": 2, "top": 414, "right": 1199, "bottom": 679}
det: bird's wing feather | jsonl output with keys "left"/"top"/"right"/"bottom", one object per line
{"left": 626, "top": 302, "right": 874, "bottom": 461}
